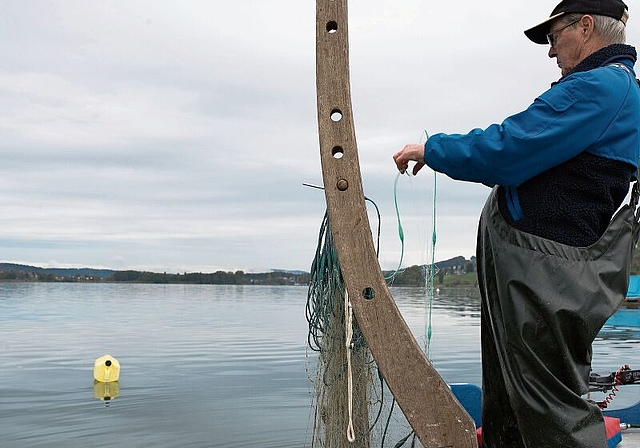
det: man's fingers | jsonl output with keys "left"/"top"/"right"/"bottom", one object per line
{"left": 394, "top": 144, "right": 425, "bottom": 174}
{"left": 393, "top": 153, "right": 408, "bottom": 173}
{"left": 412, "top": 162, "right": 425, "bottom": 176}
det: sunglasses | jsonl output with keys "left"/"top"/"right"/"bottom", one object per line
{"left": 546, "top": 19, "right": 580, "bottom": 46}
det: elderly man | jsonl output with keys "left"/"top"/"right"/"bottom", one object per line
{"left": 393, "top": 0, "right": 640, "bottom": 446}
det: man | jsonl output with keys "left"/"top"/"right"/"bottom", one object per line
{"left": 393, "top": 0, "right": 640, "bottom": 446}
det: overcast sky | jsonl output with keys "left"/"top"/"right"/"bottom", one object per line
{"left": 1, "top": 1, "right": 639, "bottom": 273}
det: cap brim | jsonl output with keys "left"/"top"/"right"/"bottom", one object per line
{"left": 524, "top": 12, "right": 565, "bottom": 44}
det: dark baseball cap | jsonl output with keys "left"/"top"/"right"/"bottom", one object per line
{"left": 524, "top": 0, "right": 629, "bottom": 44}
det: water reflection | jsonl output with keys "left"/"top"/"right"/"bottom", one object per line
{"left": 93, "top": 381, "right": 120, "bottom": 406}
{"left": 392, "top": 286, "right": 481, "bottom": 319}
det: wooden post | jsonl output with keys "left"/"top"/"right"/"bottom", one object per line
{"left": 315, "top": 0, "right": 478, "bottom": 446}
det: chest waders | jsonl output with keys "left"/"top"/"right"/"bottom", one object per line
{"left": 477, "top": 183, "right": 640, "bottom": 448}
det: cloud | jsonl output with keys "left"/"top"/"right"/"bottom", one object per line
{"left": 0, "top": 1, "right": 638, "bottom": 272}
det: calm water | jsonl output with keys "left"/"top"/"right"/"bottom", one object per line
{"left": 0, "top": 283, "right": 637, "bottom": 447}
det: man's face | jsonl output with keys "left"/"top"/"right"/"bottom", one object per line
{"left": 548, "top": 17, "right": 584, "bottom": 77}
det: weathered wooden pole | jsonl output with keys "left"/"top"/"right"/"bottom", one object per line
{"left": 315, "top": 1, "right": 478, "bottom": 446}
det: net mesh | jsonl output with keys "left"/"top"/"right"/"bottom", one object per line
{"left": 306, "top": 212, "right": 418, "bottom": 448}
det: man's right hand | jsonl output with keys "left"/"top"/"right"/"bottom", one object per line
{"left": 393, "top": 143, "right": 426, "bottom": 176}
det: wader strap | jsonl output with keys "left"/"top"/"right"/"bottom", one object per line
{"left": 633, "top": 179, "right": 640, "bottom": 241}
{"left": 632, "top": 161, "right": 640, "bottom": 242}
{"left": 631, "top": 179, "right": 639, "bottom": 209}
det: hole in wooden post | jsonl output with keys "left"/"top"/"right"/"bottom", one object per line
{"left": 326, "top": 21, "right": 338, "bottom": 33}
{"left": 332, "top": 146, "right": 344, "bottom": 159}
{"left": 362, "top": 287, "right": 375, "bottom": 301}
{"left": 330, "top": 109, "right": 342, "bottom": 122}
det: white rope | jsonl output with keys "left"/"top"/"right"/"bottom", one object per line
{"left": 344, "top": 288, "right": 356, "bottom": 443}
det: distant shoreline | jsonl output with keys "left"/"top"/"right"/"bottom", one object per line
{"left": 0, "top": 257, "right": 480, "bottom": 288}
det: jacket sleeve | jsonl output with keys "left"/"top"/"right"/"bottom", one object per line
{"left": 423, "top": 70, "right": 632, "bottom": 187}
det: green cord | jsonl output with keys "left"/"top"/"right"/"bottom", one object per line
{"left": 425, "top": 169, "right": 437, "bottom": 358}
{"left": 384, "top": 172, "right": 406, "bottom": 281}
{"left": 386, "top": 130, "right": 437, "bottom": 360}
{"left": 420, "top": 130, "right": 437, "bottom": 358}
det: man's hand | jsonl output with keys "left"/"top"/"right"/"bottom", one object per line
{"left": 393, "top": 143, "right": 426, "bottom": 176}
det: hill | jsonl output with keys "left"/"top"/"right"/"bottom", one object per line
{"left": 0, "top": 256, "right": 477, "bottom": 287}
{"left": 0, "top": 263, "right": 114, "bottom": 280}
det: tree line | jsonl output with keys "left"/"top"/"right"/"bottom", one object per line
{"left": 0, "top": 268, "right": 310, "bottom": 286}
{"left": 5, "top": 249, "right": 640, "bottom": 287}
{"left": 0, "top": 257, "right": 476, "bottom": 286}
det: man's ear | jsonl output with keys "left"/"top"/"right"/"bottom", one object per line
{"left": 580, "top": 15, "right": 596, "bottom": 38}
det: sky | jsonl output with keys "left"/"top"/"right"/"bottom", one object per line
{"left": 1, "top": 1, "right": 639, "bottom": 274}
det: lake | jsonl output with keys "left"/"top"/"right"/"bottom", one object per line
{"left": 0, "top": 283, "right": 637, "bottom": 447}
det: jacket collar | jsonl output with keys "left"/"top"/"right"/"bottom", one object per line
{"left": 557, "top": 43, "right": 637, "bottom": 83}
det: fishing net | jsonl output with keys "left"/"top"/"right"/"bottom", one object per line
{"left": 306, "top": 212, "right": 420, "bottom": 448}
{"left": 306, "top": 211, "right": 371, "bottom": 447}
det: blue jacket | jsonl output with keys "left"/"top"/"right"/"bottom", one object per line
{"left": 424, "top": 46, "right": 640, "bottom": 245}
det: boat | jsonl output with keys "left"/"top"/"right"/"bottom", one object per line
{"left": 451, "top": 382, "right": 637, "bottom": 447}
{"left": 624, "top": 276, "right": 640, "bottom": 307}
{"left": 450, "top": 368, "right": 640, "bottom": 448}
{"left": 624, "top": 298, "right": 640, "bottom": 307}
{"left": 606, "top": 307, "right": 640, "bottom": 328}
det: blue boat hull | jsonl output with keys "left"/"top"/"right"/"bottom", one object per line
{"left": 451, "top": 383, "right": 635, "bottom": 447}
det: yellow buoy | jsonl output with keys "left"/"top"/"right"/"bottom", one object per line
{"left": 93, "top": 354, "right": 120, "bottom": 382}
